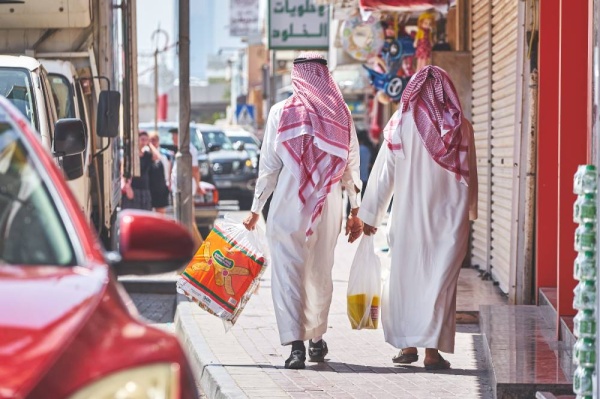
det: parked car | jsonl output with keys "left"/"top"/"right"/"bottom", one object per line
{"left": 195, "top": 124, "right": 258, "bottom": 210}
{"left": 0, "top": 97, "right": 198, "bottom": 399}
{"left": 139, "top": 122, "right": 219, "bottom": 234}
{"left": 222, "top": 126, "right": 261, "bottom": 170}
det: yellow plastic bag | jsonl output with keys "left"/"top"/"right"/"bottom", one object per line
{"left": 347, "top": 235, "right": 382, "bottom": 329}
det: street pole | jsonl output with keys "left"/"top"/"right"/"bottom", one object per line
{"left": 151, "top": 27, "right": 168, "bottom": 134}
{"left": 153, "top": 49, "right": 158, "bottom": 133}
{"left": 230, "top": 57, "right": 237, "bottom": 124}
{"left": 175, "top": 0, "right": 193, "bottom": 233}
{"left": 269, "top": 50, "right": 276, "bottom": 111}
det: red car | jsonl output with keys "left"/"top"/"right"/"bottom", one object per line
{"left": 0, "top": 96, "right": 198, "bottom": 399}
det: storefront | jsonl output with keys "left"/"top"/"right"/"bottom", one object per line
{"left": 327, "top": 0, "right": 469, "bottom": 142}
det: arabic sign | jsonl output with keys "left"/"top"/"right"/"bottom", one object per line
{"left": 230, "top": 0, "right": 260, "bottom": 37}
{"left": 268, "top": 0, "right": 330, "bottom": 50}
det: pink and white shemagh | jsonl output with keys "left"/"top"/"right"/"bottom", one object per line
{"left": 276, "top": 53, "right": 351, "bottom": 236}
{"left": 383, "top": 65, "right": 470, "bottom": 185}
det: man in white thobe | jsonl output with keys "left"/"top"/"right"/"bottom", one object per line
{"left": 360, "top": 66, "right": 478, "bottom": 370}
{"left": 243, "top": 53, "right": 363, "bottom": 369}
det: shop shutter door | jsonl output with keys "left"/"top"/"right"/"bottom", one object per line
{"left": 470, "top": 0, "right": 492, "bottom": 274}
{"left": 489, "top": 0, "right": 518, "bottom": 293}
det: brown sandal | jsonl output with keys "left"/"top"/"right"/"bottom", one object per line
{"left": 424, "top": 354, "right": 451, "bottom": 371}
{"left": 392, "top": 351, "right": 419, "bottom": 364}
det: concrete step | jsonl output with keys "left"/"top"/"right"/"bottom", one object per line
{"left": 479, "top": 305, "right": 574, "bottom": 398}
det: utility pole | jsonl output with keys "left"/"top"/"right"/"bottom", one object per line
{"left": 175, "top": 0, "right": 193, "bottom": 233}
{"left": 151, "top": 26, "right": 168, "bottom": 134}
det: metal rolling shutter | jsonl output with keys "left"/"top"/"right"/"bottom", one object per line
{"left": 470, "top": 0, "right": 492, "bottom": 274}
{"left": 470, "top": 0, "right": 518, "bottom": 294}
{"left": 489, "top": 0, "right": 517, "bottom": 293}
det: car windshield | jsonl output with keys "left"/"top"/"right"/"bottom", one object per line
{"left": 201, "top": 130, "right": 233, "bottom": 151}
{"left": 228, "top": 135, "right": 259, "bottom": 147}
{"left": 0, "top": 68, "right": 38, "bottom": 130}
{"left": 0, "top": 116, "right": 74, "bottom": 266}
{"left": 48, "top": 73, "right": 75, "bottom": 119}
{"left": 149, "top": 126, "right": 206, "bottom": 153}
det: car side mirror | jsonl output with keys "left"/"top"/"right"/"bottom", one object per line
{"left": 233, "top": 140, "right": 245, "bottom": 151}
{"left": 62, "top": 154, "right": 84, "bottom": 180}
{"left": 53, "top": 118, "right": 86, "bottom": 157}
{"left": 111, "top": 210, "right": 195, "bottom": 275}
{"left": 97, "top": 90, "right": 120, "bottom": 138}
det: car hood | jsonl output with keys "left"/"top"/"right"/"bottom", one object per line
{"left": 0, "top": 265, "right": 108, "bottom": 399}
{"left": 207, "top": 150, "right": 247, "bottom": 162}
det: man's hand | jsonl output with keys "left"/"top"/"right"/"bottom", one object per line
{"left": 243, "top": 212, "right": 260, "bottom": 231}
{"left": 196, "top": 183, "right": 206, "bottom": 196}
{"left": 345, "top": 210, "right": 363, "bottom": 243}
{"left": 363, "top": 223, "right": 377, "bottom": 236}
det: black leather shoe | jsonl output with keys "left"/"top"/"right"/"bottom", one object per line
{"left": 285, "top": 349, "right": 306, "bottom": 369}
{"left": 308, "top": 339, "right": 328, "bottom": 362}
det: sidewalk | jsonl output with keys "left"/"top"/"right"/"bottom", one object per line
{"left": 176, "top": 217, "right": 500, "bottom": 399}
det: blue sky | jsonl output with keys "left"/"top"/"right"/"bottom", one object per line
{"left": 137, "top": 0, "right": 265, "bottom": 81}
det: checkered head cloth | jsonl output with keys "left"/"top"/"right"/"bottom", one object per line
{"left": 384, "top": 65, "right": 470, "bottom": 185}
{"left": 276, "top": 52, "right": 351, "bottom": 236}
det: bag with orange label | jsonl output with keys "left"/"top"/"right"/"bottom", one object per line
{"left": 347, "top": 235, "right": 382, "bottom": 329}
{"left": 177, "top": 218, "right": 268, "bottom": 325}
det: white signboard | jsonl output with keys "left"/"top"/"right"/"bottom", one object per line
{"left": 269, "top": 0, "right": 330, "bottom": 50}
{"left": 230, "top": 0, "right": 260, "bottom": 37}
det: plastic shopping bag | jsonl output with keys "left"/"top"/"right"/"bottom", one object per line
{"left": 347, "top": 235, "right": 382, "bottom": 329}
{"left": 177, "top": 218, "right": 269, "bottom": 326}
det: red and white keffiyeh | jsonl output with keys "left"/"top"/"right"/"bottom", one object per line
{"left": 383, "top": 65, "right": 470, "bottom": 185}
{"left": 276, "top": 52, "right": 351, "bottom": 236}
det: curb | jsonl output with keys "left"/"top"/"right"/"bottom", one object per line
{"left": 175, "top": 300, "right": 248, "bottom": 399}
{"left": 120, "top": 279, "right": 178, "bottom": 294}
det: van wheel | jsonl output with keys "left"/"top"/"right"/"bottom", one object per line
{"left": 238, "top": 197, "right": 253, "bottom": 211}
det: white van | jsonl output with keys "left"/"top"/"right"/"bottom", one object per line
{"left": 0, "top": 55, "right": 56, "bottom": 149}
{"left": 42, "top": 59, "right": 93, "bottom": 217}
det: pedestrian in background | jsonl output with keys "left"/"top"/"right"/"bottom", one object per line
{"left": 243, "top": 52, "right": 364, "bottom": 370}
{"left": 346, "top": 129, "right": 372, "bottom": 216}
{"left": 148, "top": 132, "right": 171, "bottom": 214}
{"left": 121, "top": 131, "right": 159, "bottom": 211}
{"left": 360, "top": 66, "right": 478, "bottom": 370}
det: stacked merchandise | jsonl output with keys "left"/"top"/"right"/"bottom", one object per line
{"left": 572, "top": 165, "right": 598, "bottom": 399}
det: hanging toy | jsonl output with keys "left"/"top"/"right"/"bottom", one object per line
{"left": 362, "top": 14, "right": 415, "bottom": 103}
{"left": 341, "top": 14, "right": 385, "bottom": 62}
{"left": 414, "top": 10, "right": 436, "bottom": 72}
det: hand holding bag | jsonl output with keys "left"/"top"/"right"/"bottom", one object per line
{"left": 347, "top": 235, "right": 382, "bottom": 329}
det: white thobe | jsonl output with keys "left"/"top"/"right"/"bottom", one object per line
{"left": 251, "top": 100, "right": 362, "bottom": 345}
{"left": 358, "top": 114, "right": 478, "bottom": 354}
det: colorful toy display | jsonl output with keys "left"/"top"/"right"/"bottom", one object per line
{"left": 414, "top": 10, "right": 436, "bottom": 72}
{"left": 362, "top": 18, "right": 415, "bottom": 103}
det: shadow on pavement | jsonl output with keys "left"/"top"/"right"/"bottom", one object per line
{"left": 209, "top": 361, "right": 487, "bottom": 377}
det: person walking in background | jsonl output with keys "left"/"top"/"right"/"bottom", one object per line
{"left": 121, "top": 131, "right": 159, "bottom": 211}
{"left": 347, "top": 129, "right": 372, "bottom": 216}
{"left": 242, "top": 53, "right": 364, "bottom": 370}
{"left": 169, "top": 127, "right": 205, "bottom": 197}
{"left": 148, "top": 132, "right": 171, "bottom": 214}
{"left": 359, "top": 66, "right": 478, "bottom": 370}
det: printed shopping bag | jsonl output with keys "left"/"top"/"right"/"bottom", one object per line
{"left": 177, "top": 218, "right": 268, "bottom": 326}
{"left": 347, "top": 235, "right": 382, "bottom": 329}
